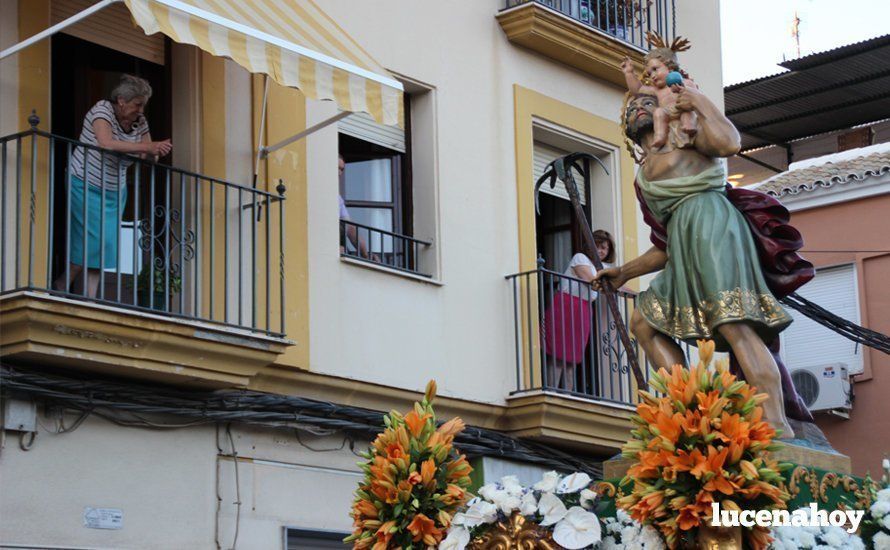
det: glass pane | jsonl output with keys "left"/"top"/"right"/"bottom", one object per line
{"left": 344, "top": 159, "right": 393, "bottom": 202}
{"left": 349, "top": 207, "right": 393, "bottom": 255}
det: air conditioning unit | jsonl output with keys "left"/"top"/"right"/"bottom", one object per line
{"left": 790, "top": 363, "right": 852, "bottom": 412}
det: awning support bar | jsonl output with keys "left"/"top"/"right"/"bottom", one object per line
{"left": 0, "top": 0, "right": 121, "bottom": 60}
{"left": 253, "top": 75, "right": 271, "bottom": 186}
{"left": 260, "top": 111, "right": 351, "bottom": 158}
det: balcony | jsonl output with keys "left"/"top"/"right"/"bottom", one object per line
{"left": 497, "top": 0, "right": 677, "bottom": 85}
{"left": 504, "top": 266, "right": 652, "bottom": 451}
{"left": 339, "top": 219, "right": 432, "bottom": 278}
{"left": 0, "top": 119, "right": 289, "bottom": 387}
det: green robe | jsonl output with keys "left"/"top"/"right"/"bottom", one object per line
{"left": 636, "top": 163, "right": 792, "bottom": 351}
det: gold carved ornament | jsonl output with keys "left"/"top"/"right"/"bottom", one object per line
{"left": 786, "top": 467, "right": 875, "bottom": 510}
{"left": 467, "top": 513, "right": 559, "bottom": 550}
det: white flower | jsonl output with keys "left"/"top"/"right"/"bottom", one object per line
{"left": 490, "top": 489, "right": 521, "bottom": 515}
{"left": 519, "top": 491, "right": 537, "bottom": 515}
{"left": 620, "top": 525, "right": 638, "bottom": 543}
{"left": 822, "top": 528, "right": 845, "bottom": 547}
{"left": 557, "top": 472, "right": 593, "bottom": 494}
{"left": 872, "top": 500, "right": 890, "bottom": 518}
{"left": 640, "top": 525, "right": 666, "bottom": 549}
{"left": 878, "top": 488, "right": 890, "bottom": 502}
{"left": 601, "top": 535, "right": 621, "bottom": 550}
{"left": 798, "top": 530, "right": 817, "bottom": 547}
{"left": 538, "top": 491, "right": 568, "bottom": 526}
{"left": 460, "top": 500, "right": 498, "bottom": 528}
{"left": 534, "top": 471, "right": 561, "bottom": 493}
{"left": 500, "top": 475, "right": 524, "bottom": 496}
{"left": 579, "top": 488, "right": 598, "bottom": 509}
{"left": 440, "top": 527, "right": 470, "bottom": 550}
{"left": 883, "top": 458, "right": 890, "bottom": 471}
{"left": 552, "top": 506, "right": 602, "bottom": 549}
{"left": 883, "top": 513, "right": 890, "bottom": 531}
{"left": 874, "top": 531, "right": 890, "bottom": 550}
{"left": 847, "top": 533, "right": 866, "bottom": 550}
{"left": 478, "top": 483, "right": 499, "bottom": 501}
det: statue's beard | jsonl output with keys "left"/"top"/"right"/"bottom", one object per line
{"left": 626, "top": 115, "right": 654, "bottom": 146}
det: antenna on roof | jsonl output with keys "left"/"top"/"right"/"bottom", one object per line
{"left": 791, "top": 11, "right": 802, "bottom": 58}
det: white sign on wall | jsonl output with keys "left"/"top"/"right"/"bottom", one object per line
{"left": 83, "top": 507, "right": 123, "bottom": 530}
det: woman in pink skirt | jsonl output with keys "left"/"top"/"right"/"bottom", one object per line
{"left": 542, "top": 230, "right": 615, "bottom": 392}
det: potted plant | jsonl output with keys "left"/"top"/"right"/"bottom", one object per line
{"left": 136, "top": 266, "right": 181, "bottom": 312}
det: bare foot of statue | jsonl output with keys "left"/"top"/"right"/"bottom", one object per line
{"left": 716, "top": 323, "right": 795, "bottom": 440}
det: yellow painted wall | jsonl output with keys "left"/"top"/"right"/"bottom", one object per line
{"left": 512, "top": 84, "right": 640, "bottom": 389}
{"left": 254, "top": 77, "right": 309, "bottom": 370}
{"left": 16, "top": 0, "right": 51, "bottom": 288}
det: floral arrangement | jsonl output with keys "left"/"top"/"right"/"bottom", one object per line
{"left": 617, "top": 340, "right": 790, "bottom": 550}
{"left": 863, "top": 458, "right": 890, "bottom": 550}
{"left": 769, "top": 508, "right": 865, "bottom": 550}
{"left": 346, "top": 381, "right": 474, "bottom": 549}
{"left": 766, "top": 512, "right": 866, "bottom": 550}
{"left": 600, "top": 509, "right": 666, "bottom": 550}
{"left": 441, "top": 471, "right": 604, "bottom": 549}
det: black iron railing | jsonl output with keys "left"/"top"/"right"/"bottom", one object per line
{"left": 503, "top": 0, "right": 676, "bottom": 50}
{"left": 507, "top": 266, "right": 649, "bottom": 405}
{"left": 340, "top": 219, "right": 432, "bottom": 277}
{"left": 1, "top": 116, "right": 287, "bottom": 336}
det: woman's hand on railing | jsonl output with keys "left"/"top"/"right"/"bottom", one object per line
{"left": 146, "top": 139, "right": 172, "bottom": 158}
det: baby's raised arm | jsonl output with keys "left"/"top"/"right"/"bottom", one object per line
{"left": 622, "top": 57, "right": 643, "bottom": 93}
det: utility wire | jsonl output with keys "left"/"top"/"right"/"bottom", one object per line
{"left": 781, "top": 292, "right": 890, "bottom": 354}
{"left": 0, "top": 366, "right": 603, "bottom": 477}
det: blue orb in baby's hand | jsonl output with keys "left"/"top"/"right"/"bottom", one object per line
{"left": 666, "top": 71, "right": 684, "bottom": 87}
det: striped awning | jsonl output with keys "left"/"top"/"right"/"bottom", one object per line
{"left": 123, "top": 0, "right": 403, "bottom": 127}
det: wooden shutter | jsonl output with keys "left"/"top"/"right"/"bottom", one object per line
{"left": 52, "top": 0, "right": 165, "bottom": 65}
{"left": 339, "top": 111, "right": 406, "bottom": 153}
{"left": 782, "top": 264, "right": 863, "bottom": 375}
{"left": 533, "top": 141, "right": 587, "bottom": 205}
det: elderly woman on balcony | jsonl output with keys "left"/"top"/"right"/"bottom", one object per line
{"left": 55, "top": 74, "right": 172, "bottom": 298}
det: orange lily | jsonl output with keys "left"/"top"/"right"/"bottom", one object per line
{"left": 404, "top": 409, "right": 431, "bottom": 438}
{"left": 406, "top": 513, "right": 443, "bottom": 546}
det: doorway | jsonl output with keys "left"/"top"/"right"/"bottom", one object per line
{"left": 50, "top": 32, "right": 171, "bottom": 303}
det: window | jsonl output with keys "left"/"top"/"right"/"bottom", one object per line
{"left": 782, "top": 264, "right": 864, "bottom": 375}
{"left": 338, "top": 80, "right": 438, "bottom": 278}
{"left": 285, "top": 528, "right": 348, "bottom": 550}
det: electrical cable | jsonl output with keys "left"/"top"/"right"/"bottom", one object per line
{"left": 226, "top": 424, "right": 241, "bottom": 550}
{"left": 0, "top": 365, "right": 604, "bottom": 477}
{"left": 781, "top": 292, "right": 890, "bottom": 354}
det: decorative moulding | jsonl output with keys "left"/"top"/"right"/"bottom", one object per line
{"left": 496, "top": 2, "right": 646, "bottom": 87}
{"left": 0, "top": 291, "right": 288, "bottom": 388}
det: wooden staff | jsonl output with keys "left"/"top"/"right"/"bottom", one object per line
{"left": 535, "top": 153, "right": 647, "bottom": 390}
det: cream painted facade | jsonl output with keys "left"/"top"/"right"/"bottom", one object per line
{"left": 303, "top": 0, "right": 724, "bottom": 402}
{"left": 1, "top": 1, "right": 725, "bottom": 547}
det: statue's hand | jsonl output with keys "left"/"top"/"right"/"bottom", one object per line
{"left": 621, "top": 56, "right": 635, "bottom": 74}
{"left": 671, "top": 84, "right": 703, "bottom": 112}
{"left": 593, "top": 266, "right": 627, "bottom": 292}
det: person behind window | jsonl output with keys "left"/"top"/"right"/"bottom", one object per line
{"left": 338, "top": 154, "right": 378, "bottom": 262}
{"left": 55, "top": 74, "right": 172, "bottom": 298}
{"left": 542, "top": 229, "right": 617, "bottom": 392}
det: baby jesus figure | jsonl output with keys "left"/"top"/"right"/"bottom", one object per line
{"left": 622, "top": 33, "right": 698, "bottom": 150}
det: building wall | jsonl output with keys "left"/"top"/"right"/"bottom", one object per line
{"left": 0, "top": 412, "right": 362, "bottom": 548}
{"left": 785, "top": 192, "right": 890, "bottom": 476}
{"left": 299, "top": 0, "right": 724, "bottom": 403}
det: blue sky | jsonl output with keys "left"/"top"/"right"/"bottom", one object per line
{"left": 720, "top": 0, "right": 889, "bottom": 85}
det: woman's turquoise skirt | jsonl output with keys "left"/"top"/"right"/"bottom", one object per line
{"left": 68, "top": 175, "right": 128, "bottom": 270}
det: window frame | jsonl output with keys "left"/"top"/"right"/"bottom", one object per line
{"left": 283, "top": 527, "right": 349, "bottom": 549}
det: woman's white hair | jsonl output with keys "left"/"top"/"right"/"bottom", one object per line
{"left": 110, "top": 74, "right": 153, "bottom": 103}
